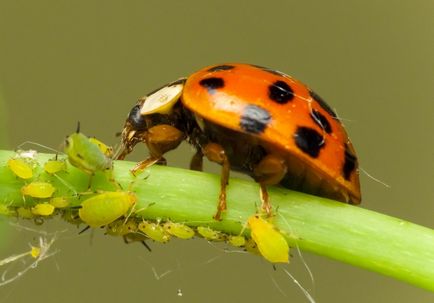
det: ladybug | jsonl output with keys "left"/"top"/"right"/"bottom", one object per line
{"left": 117, "top": 63, "right": 361, "bottom": 220}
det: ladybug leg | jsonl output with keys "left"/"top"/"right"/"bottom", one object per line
{"left": 130, "top": 158, "right": 161, "bottom": 176}
{"left": 130, "top": 124, "right": 184, "bottom": 176}
{"left": 202, "top": 143, "right": 230, "bottom": 220}
{"left": 253, "top": 154, "right": 287, "bottom": 216}
{"left": 190, "top": 150, "right": 203, "bottom": 171}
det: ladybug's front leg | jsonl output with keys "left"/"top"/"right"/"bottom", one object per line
{"left": 131, "top": 124, "right": 184, "bottom": 175}
{"left": 202, "top": 143, "right": 230, "bottom": 220}
{"left": 253, "top": 154, "right": 287, "bottom": 216}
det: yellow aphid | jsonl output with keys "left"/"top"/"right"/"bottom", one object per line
{"left": 49, "top": 197, "right": 70, "bottom": 208}
{"left": 228, "top": 235, "right": 246, "bottom": 247}
{"left": 163, "top": 222, "right": 195, "bottom": 239}
{"left": 79, "top": 192, "right": 136, "bottom": 228}
{"left": 21, "top": 182, "right": 55, "bottom": 198}
{"left": 197, "top": 226, "right": 224, "bottom": 241}
{"left": 30, "top": 246, "right": 41, "bottom": 258}
{"left": 89, "top": 137, "right": 114, "bottom": 157}
{"left": 31, "top": 203, "right": 55, "bottom": 216}
{"left": 8, "top": 158, "right": 33, "bottom": 179}
{"left": 17, "top": 207, "right": 34, "bottom": 219}
{"left": 0, "top": 205, "right": 14, "bottom": 216}
{"left": 244, "top": 238, "right": 260, "bottom": 256}
{"left": 138, "top": 221, "right": 170, "bottom": 243}
{"left": 247, "top": 215, "right": 289, "bottom": 263}
{"left": 44, "top": 159, "right": 66, "bottom": 174}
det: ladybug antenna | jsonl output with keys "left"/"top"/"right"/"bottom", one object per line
{"left": 76, "top": 121, "right": 81, "bottom": 133}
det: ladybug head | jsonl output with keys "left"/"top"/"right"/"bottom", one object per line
{"left": 116, "top": 79, "right": 186, "bottom": 160}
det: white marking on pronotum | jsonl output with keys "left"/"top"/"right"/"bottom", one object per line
{"left": 139, "top": 80, "right": 184, "bottom": 115}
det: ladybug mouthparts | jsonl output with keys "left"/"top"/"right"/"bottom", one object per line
{"left": 116, "top": 121, "right": 144, "bottom": 160}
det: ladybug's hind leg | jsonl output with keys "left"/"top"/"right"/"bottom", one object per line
{"left": 253, "top": 154, "right": 287, "bottom": 216}
{"left": 202, "top": 143, "right": 230, "bottom": 220}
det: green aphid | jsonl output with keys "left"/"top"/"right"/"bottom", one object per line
{"left": 8, "top": 158, "right": 33, "bottom": 179}
{"left": 44, "top": 158, "right": 67, "bottom": 174}
{"left": 106, "top": 219, "right": 138, "bottom": 237}
{"left": 17, "top": 207, "right": 34, "bottom": 219}
{"left": 49, "top": 196, "right": 70, "bottom": 208}
{"left": 31, "top": 203, "right": 55, "bottom": 216}
{"left": 21, "top": 182, "right": 56, "bottom": 198}
{"left": 228, "top": 235, "right": 246, "bottom": 247}
{"left": 197, "top": 226, "right": 224, "bottom": 241}
{"left": 163, "top": 221, "right": 195, "bottom": 239}
{"left": 79, "top": 191, "right": 136, "bottom": 228}
{"left": 64, "top": 123, "right": 113, "bottom": 175}
{"left": 138, "top": 221, "right": 171, "bottom": 243}
{"left": 248, "top": 215, "right": 289, "bottom": 263}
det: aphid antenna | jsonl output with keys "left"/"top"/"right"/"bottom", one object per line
{"left": 51, "top": 174, "right": 78, "bottom": 196}
{"left": 122, "top": 202, "right": 137, "bottom": 226}
{"left": 16, "top": 141, "right": 61, "bottom": 155}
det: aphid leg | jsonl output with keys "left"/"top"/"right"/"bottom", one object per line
{"left": 78, "top": 225, "right": 91, "bottom": 234}
{"left": 202, "top": 143, "right": 230, "bottom": 220}
{"left": 122, "top": 235, "right": 152, "bottom": 252}
{"left": 105, "top": 170, "right": 123, "bottom": 190}
{"left": 140, "top": 241, "right": 152, "bottom": 252}
{"left": 190, "top": 150, "right": 203, "bottom": 171}
{"left": 86, "top": 174, "right": 95, "bottom": 190}
{"left": 253, "top": 154, "right": 287, "bottom": 216}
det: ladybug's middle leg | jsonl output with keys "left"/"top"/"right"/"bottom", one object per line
{"left": 253, "top": 154, "right": 287, "bottom": 216}
{"left": 131, "top": 124, "right": 184, "bottom": 175}
{"left": 189, "top": 150, "right": 203, "bottom": 171}
{"left": 202, "top": 143, "right": 230, "bottom": 220}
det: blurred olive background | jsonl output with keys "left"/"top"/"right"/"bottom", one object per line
{"left": 0, "top": 1, "right": 433, "bottom": 302}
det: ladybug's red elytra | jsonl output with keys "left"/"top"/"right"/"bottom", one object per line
{"left": 117, "top": 63, "right": 361, "bottom": 220}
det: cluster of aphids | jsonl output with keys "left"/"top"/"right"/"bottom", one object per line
{"left": 3, "top": 128, "right": 290, "bottom": 264}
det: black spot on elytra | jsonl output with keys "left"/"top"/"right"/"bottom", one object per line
{"left": 239, "top": 105, "right": 271, "bottom": 134}
{"left": 294, "top": 126, "right": 325, "bottom": 158}
{"left": 199, "top": 77, "right": 224, "bottom": 94}
{"left": 207, "top": 65, "right": 235, "bottom": 72}
{"left": 310, "top": 109, "right": 332, "bottom": 134}
{"left": 128, "top": 104, "right": 147, "bottom": 131}
{"left": 268, "top": 81, "right": 294, "bottom": 104}
{"left": 343, "top": 143, "right": 357, "bottom": 180}
{"left": 251, "top": 64, "right": 288, "bottom": 77}
{"left": 309, "top": 90, "right": 338, "bottom": 119}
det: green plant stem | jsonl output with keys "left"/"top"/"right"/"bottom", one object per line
{"left": 0, "top": 150, "right": 433, "bottom": 291}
